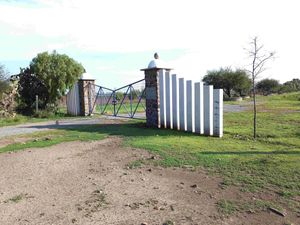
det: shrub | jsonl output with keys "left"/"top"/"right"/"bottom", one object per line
{"left": 256, "top": 78, "right": 280, "bottom": 95}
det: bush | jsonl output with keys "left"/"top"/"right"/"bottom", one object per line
{"left": 16, "top": 68, "right": 49, "bottom": 114}
{"left": 33, "top": 110, "right": 55, "bottom": 118}
{"left": 203, "top": 67, "right": 251, "bottom": 98}
{"left": 280, "top": 78, "right": 300, "bottom": 93}
{"left": 256, "top": 78, "right": 280, "bottom": 95}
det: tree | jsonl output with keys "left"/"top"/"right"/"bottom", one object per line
{"left": 256, "top": 78, "right": 280, "bottom": 95}
{"left": 281, "top": 78, "right": 300, "bottom": 93}
{"left": 16, "top": 67, "right": 49, "bottom": 113}
{"left": 203, "top": 67, "right": 251, "bottom": 98}
{"left": 29, "top": 51, "right": 85, "bottom": 105}
{"left": 245, "top": 37, "right": 275, "bottom": 139}
{"left": 0, "top": 64, "right": 10, "bottom": 99}
{"left": 231, "top": 69, "right": 252, "bottom": 96}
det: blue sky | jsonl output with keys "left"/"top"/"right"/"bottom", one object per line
{"left": 0, "top": 0, "right": 299, "bottom": 88}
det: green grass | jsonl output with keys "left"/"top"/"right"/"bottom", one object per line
{"left": 0, "top": 92, "right": 299, "bottom": 212}
{"left": 127, "top": 159, "right": 143, "bottom": 169}
{"left": 0, "top": 115, "right": 45, "bottom": 127}
{"left": 217, "top": 198, "right": 282, "bottom": 215}
{"left": 0, "top": 111, "right": 84, "bottom": 128}
{"left": 6, "top": 194, "right": 24, "bottom": 203}
{"left": 95, "top": 101, "right": 145, "bottom": 115}
{"left": 3, "top": 193, "right": 33, "bottom": 203}
{"left": 0, "top": 127, "right": 107, "bottom": 154}
{"left": 217, "top": 199, "right": 238, "bottom": 215}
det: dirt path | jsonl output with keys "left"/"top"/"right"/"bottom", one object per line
{"left": 0, "top": 118, "right": 117, "bottom": 139}
{"left": 0, "top": 137, "right": 296, "bottom": 225}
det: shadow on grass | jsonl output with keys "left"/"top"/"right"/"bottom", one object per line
{"left": 25, "top": 122, "right": 300, "bottom": 155}
{"left": 200, "top": 151, "right": 300, "bottom": 155}
{"left": 26, "top": 122, "right": 195, "bottom": 137}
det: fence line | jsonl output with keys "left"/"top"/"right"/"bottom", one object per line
{"left": 159, "top": 71, "right": 223, "bottom": 137}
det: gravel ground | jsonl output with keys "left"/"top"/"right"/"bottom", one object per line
{"left": 1, "top": 137, "right": 295, "bottom": 225}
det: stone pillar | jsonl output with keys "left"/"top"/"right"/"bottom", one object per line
{"left": 78, "top": 78, "right": 96, "bottom": 116}
{"left": 142, "top": 53, "right": 172, "bottom": 128}
{"left": 141, "top": 68, "right": 160, "bottom": 127}
{"left": 141, "top": 68, "right": 172, "bottom": 128}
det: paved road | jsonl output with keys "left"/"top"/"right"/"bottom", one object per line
{"left": 0, "top": 118, "right": 112, "bottom": 139}
{"left": 0, "top": 105, "right": 247, "bottom": 139}
{"left": 223, "top": 104, "right": 249, "bottom": 112}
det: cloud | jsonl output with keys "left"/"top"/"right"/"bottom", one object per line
{"left": 1, "top": 0, "right": 300, "bottom": 83}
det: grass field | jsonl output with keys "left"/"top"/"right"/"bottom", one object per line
{"left": 0, "top": 115, "right": 44, "bottom": 127}
{"left": 0, "top": 109, "right": 80, "bottom": 127}
{"left": 1, "top": 92, "right": 299, "bottom": 213}
{"left": 95, "top": 101, "right": 145, "bottom": 115}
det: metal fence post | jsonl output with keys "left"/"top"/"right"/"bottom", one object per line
{"left": 35, "top": 95, "right": 38, "bottom": 113}
{"left": 130, "top": 85, "right": 133, "bottom": 117}
{"left": 113, "top": 91, "right": 116, "bottom": 116}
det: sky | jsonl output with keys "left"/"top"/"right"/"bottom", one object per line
{"left": 0, "top": 0, "right": 299, "bottom": 88}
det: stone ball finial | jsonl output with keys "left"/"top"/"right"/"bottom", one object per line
{"left": 154, "top": 52, "right": 159, "bottom": 59}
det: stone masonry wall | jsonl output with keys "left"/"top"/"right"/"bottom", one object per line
{"left": 144, "top": 69, "right": 160, "bottom": 128}
{"left": 78, "top": 80, "right": 95, "bottom": 116}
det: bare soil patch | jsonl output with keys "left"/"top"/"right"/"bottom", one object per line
{"left": 0, "top": 137, "right": 298, "bottom": 225}
{"left": 0, "top": 137, "right": 31, "bottom": 148}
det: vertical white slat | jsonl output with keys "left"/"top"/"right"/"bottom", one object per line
{"left": 199, "top": 82, "right": 204, "bottom": 134}
{"left": 71, "top": 84, "right": 76, "bottom": 115}
{"left": 213, "top": 89, "right": 223, "bottom": 137}
{"left": 67, "top": 91, "right": 70, "bottom": 115}
{"left": 179, "top": 78, "right": 185, "bottom": 131}
{"left": 74, "top": 83, "right": 80, "bottom": 116}
{"left": 67, "top": 82, "right": 80, "bottom": 116}
{"left": 194, "top": 82, "right": 201, "bottom": 134}
{"left": 186, "top": 80, "right": 193, "bottom": 132}
{"left": 68, "top": 88, "right": 73, "bottom": 115}
{"left": 159, "top": 70, "right": 165, "bottom": 128}
{"left": 165, "top": 71, "right": 171, "bottom": 128}
{"left": 73, "top": 84, "right": 76, "bottom": 115}
{"left": 172, "top": 74, "right": 178, "bottom": 130}
{"left": 204, "top": 85, "right": 213, "bottom": 136}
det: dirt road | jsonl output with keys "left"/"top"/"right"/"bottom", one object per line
{"left": 0, "top": 136, "right": 296, "bottom": 225}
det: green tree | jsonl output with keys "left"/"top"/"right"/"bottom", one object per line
{"left": 29, "top": 51, "right": 85, "bottom": 105}
{"left": 280, "top": 78, "right": 300, "bottom": 93}
{"left": 0, "top": 64, "right": 10, "bottom": 99}
{"left": 256, "top": 78, "right": 280, "bottom": 95}
{"left": 202, "top": 67, "right": 251, "bottom": 98}
{"left": 232, "top": 69, "right": 252, "bottom": 96}
{"left": 16, "top": 67, "right": 49, "bottom": 113}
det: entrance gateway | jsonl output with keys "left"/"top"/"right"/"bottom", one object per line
{"left": 67, "top": 54, "right": 223, "bottom": 137}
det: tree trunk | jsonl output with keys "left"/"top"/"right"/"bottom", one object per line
{"left": 252, "top": 77, "right": 257, "bottom": 139}
{"left": 225, "top": 89, "right": 231, "bottom": 98}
